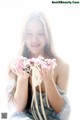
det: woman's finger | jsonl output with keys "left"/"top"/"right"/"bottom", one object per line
{"left": 11, "top": 67, "right": 17, "bottom": 75}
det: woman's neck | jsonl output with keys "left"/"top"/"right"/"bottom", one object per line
{"left": 30, "top": 53, "right": 45, "bottom": 58}
{"left": 30, "top": 52, "right": 49, "bottom": 59}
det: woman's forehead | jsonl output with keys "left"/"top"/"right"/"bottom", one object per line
{"left": 25, "top": 19, "right": 45, "bottom": 31}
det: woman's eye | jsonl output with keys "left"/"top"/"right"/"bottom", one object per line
{"left": 38, "top": 32, "right": 45, "bottom": 36}
{"left": 26, "top": 33, "right": 32, "bottom": 36}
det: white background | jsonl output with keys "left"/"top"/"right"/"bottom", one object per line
{"left": 0, "top": 0, "right": 80, "bottom": 120}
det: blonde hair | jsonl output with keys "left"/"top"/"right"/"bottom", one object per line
{"left": 31, "top": 66, "right": 47, "bottom": 120}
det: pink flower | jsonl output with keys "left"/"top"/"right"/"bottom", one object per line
{"left": 15, "top": 56, "right": 24, "bottom": 69}
{"left": 11, "top": 56, "right": 57, "bottom": 71}
{"left": 15, "top": 61, "right": 24, "bottom": 69}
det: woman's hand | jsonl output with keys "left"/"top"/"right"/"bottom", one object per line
{"left": 11, "top": 67, "right": 29, "bottom": 82}
{"left": 10, "top": 56, "right": 30, "bottom": 82}
{"left": 40, "top": 65, "right": 54, "bottom": 83}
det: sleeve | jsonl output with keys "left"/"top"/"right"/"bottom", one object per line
{"left": 57, "top": 93, "right": 71, "bottom": 120}
{"left": 42, "top": 87, "right": 71, "bottom": 120}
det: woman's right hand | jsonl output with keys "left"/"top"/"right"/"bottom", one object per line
{"left": 10, "top": 56, "right": 30, "bottom": 82}
{"left": 11, "top": 67, "right": 29, "bottom": 82}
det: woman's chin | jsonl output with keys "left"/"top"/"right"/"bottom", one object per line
{"left": 30, "top": 52, "right": 43, "bottom": 57}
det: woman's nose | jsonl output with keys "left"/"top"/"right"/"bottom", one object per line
{"left": 32, "top": 35, "right": 38, "bottom": 42}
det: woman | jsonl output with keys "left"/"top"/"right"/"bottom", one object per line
{"left": 7, "top": 12, "right": 71, "bottom": 120}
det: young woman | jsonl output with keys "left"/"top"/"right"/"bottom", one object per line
{"left": 7, "top": 12, "right": 71, "bottom": 120}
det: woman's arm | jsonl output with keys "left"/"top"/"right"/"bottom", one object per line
{"left": 41, "top": 59, "right": 69, "bottom": 113}
{"left": 13, "top": 77, "right": 29, "bottom": 112}
{"left": 57, "top": 60, "right": 69, "bottom": 92}
{"left": 10, "top": 68, "right": 29, "bottom": 112}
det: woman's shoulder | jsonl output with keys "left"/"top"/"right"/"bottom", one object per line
{"left": 55, "top": 57, "right": 69, "bottom": 72}
{"left": 55, "top": 57, "right": 69, "bottom": 91}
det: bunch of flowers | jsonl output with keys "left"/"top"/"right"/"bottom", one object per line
{"left": 11, "top": 55, "right": 57, "bottom": 74}
{"left": 11, "top": 56, "right": 57, "bottom": 120}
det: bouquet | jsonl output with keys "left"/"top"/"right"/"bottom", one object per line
{"left": 11, "top": 56, "right": 57, "bottom": 120}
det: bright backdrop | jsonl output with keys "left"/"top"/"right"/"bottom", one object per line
{"left": 0, "top": 0, "right": 80, "bottom": 120}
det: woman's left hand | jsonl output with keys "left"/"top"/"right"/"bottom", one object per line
{"left": 40, "top": 65, "right": 54, "bottom": 83}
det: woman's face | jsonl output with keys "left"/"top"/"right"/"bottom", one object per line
{"left": 25, "top": 19, "right": 47, "bottom": 57}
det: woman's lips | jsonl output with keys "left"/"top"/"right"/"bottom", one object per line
{"left": 31, "top": 44, "right": 40, "bottom": 47}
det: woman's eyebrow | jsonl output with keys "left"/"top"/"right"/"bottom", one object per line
{"left": 26, "top": 30, "right": 32, "bottom": 32}
{"left": 37, "top": 29, "right": 45, "bottom": 32}
{"left": 25, "top": 29, "right": 45, "bottom": 32}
